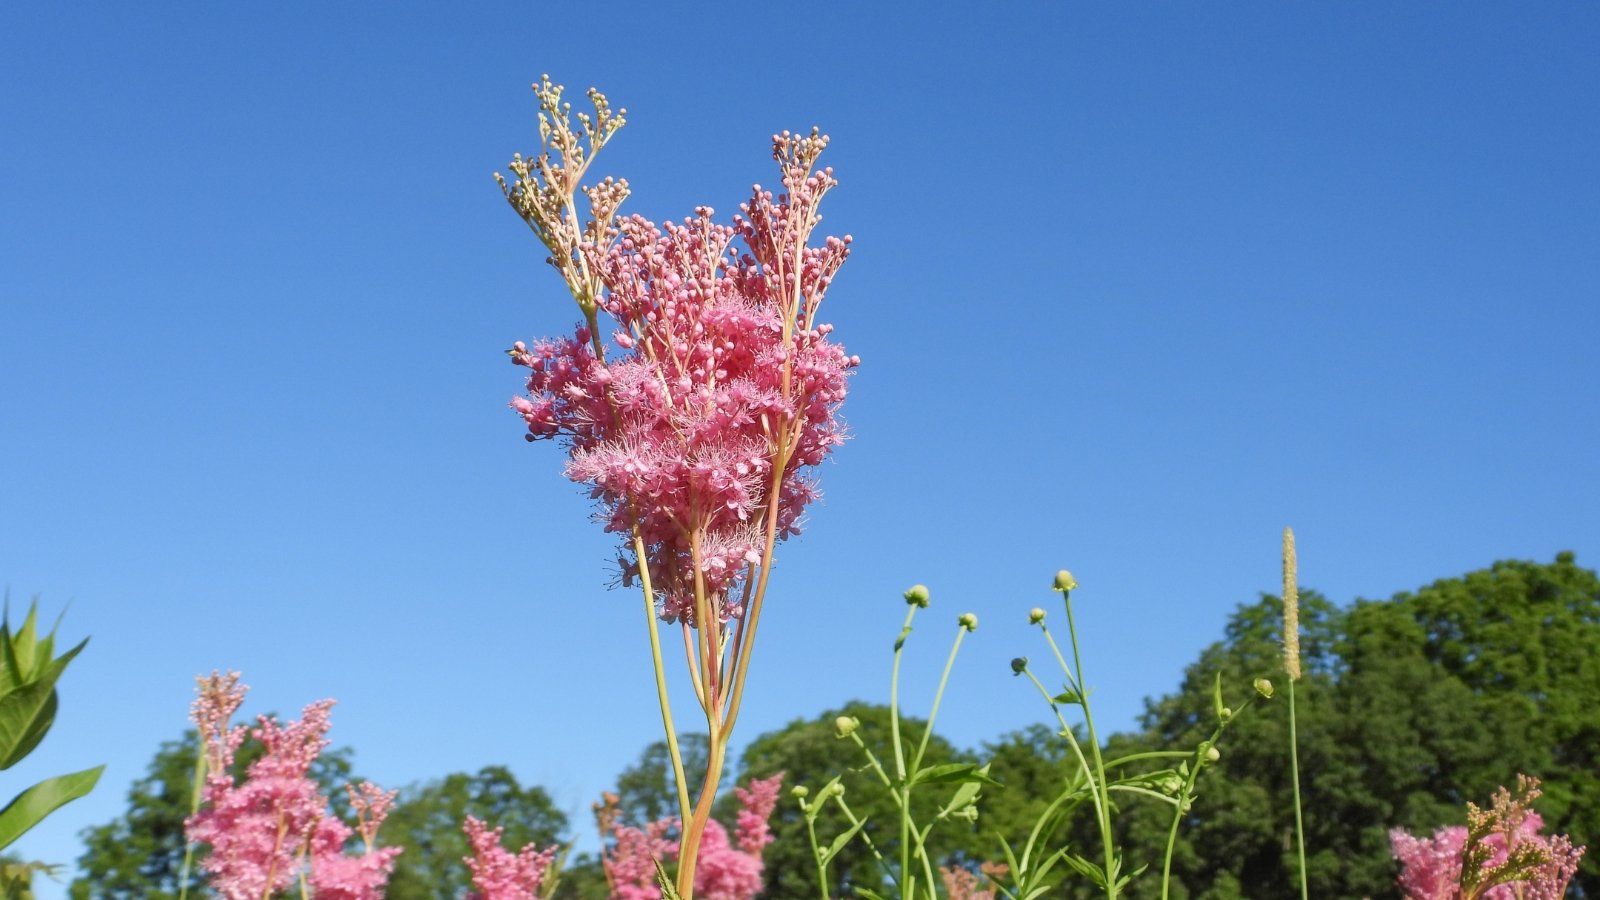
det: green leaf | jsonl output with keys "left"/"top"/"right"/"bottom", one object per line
{"left": 650, "top": 856, "right": 681, "bottom": 900}
{"left": 1058, "top": 851, "right": 1107, "bottom": 887}
{"left": 822, "top": 816, "right": 868, "bottom": 865}
{"left": 9, "top": 605, "right": 41, "bottom": 681}
{"left": 938, "top": 776, "right": 986, "bottom": 818}
{"left": 909, "top": 762, "right": 1001, "bottom": 788}
{"left": 853, "top": 888, "right": 891, "bottom": 900}
{"left": 0, "top": 637, "right": 85, "bottom": 769}
{"left": 1052, "top": 688, "right": 1082, "bottom": 705}
{"left": 1212, "top": 670, "right": 1224, "bottom": 722}
{"left": 0, "top": 765, "right": 104, "bottom": 851}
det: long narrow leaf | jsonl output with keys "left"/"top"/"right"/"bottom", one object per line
{"left": 0, "top": 765, "right": 104, "bottom": 850}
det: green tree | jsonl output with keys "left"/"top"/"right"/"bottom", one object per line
{"left": 70, "top": 730, "right": 354, "bottom": 899}
{"left": 383, "top": 765, "right": 568, "bottom": 900}
{"left": 1107, "top": 553, "right": 1600, "bottom": 899}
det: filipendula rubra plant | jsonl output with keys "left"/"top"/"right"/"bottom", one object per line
{"left": 1390, "top": 775, "right": 1586, "bottom": 900}
{"left": 184, "top": 672, "right": 403, "bottom": 900}
{"left": 496, "top": 76, "right": 854, "bottom": 899}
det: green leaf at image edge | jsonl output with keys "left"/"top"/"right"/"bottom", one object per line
{"left": 0, "top": 765, "right": 104, "bottom": 851}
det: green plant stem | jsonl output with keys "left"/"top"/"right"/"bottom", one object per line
{"left": 1159, "top": 699, "right": 1255, "bottom": 900}
{"left": 802, "top": 802, "right": 831, "bottom": 900}
{"left": 634, "top": 532, "right": 692, "bottom": 825}
{"left": 911, "top": 626, "right": 967, "bottom": 774}
{"left": 178, "top": 746, "right": 205, "bottom": 900}
{"left": 1047, "top": 590, "right": 1119, "bottom": 900}
{"left": 888, "top": 605, "right": 916, "bottom": 898}
{"left": 1288, "top": 678, "right": 1308, "bottom": 900}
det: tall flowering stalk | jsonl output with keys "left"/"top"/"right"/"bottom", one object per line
{"left": 1282, "top": 527, "right": 1309, "bottom": 900}
{"left": 498, "top": 77, "right": 854, "bottom": 898}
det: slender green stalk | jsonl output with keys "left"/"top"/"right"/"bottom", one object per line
{"left": 888, "top": 604, "right": 917, "bottom": 898}
{"left": 178, "top": 744, "right": 205, "bottom": 900}
{"left": 1288, "top": 678, "right": 1308, "bottom": 900}
{"left": 1060, "top": 590, "right": 1119, "bottom": 900}
{"left": 634, "top": 532, "right": 692, "bottom": 825}
{"left": 1159, "top": 698, "right": 1256, "bottom": 900}
{"left": 802, "top": 801, "right": 831, "bottom": 900}
{"left": 911, "top": 625, "right": 968, "bottom": 774}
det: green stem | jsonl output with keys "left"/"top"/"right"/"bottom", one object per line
{"left": 634, "top": 532, "right": 692, "bottom": 825}
{"left": 1060, "top": 591, "right": 1118, "bottom": 900}
{"left": 911, "top": 626, "right": 967, "bottom": 775}
{"left": 1289, "top": 678, "right": 1309, "bottom": 900}
{"left": 802, "top": 801, "right": 831, "bottom": 900}
{"left": 888, "top": 605, "right": 916, "bottom": 897}
{"left": 178, "top": 745, "right": 205, "bottom": 900}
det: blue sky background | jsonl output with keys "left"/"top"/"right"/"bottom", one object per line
{"left": 2, "top": 3, "right": 1597, "bottom": 894}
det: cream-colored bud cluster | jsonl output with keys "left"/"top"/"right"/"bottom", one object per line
{"left": 495, "top": 76, "right": 630, "bottom": 311}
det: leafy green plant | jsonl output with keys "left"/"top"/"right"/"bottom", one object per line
{"left": 0, "top": 601, "right": 104, "bottom": 894}
{"left": 797, "top": 576, "right": 1270, "bottom": 900}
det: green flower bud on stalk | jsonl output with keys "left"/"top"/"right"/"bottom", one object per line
{"left": 958, "top": 613, "right": 978, "bottom": 631}
{"left": 1028, "top": 607, "right": 1046, "bottom": 624}
{"left": 1053, "top": 570, "right": 1078, "bottom": 592}
{"left": 1010, "top": 656, "right": 1029, "bottom": 676}
{"left": 791, "top": 785, "right": 809, "bottom": 798}
{"left": 834, "top": 715, "right": 860, "bottom": 738}
{"left": 904, "top": 584, "right": 930, "bottom": 608}
{"left": 1254, "top": 678, "right": 1274, "bottom": 698}
{"left": 1205, "top": 746, "right": 1221, "bottom": 763}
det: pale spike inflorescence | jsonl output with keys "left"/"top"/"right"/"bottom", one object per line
{"left": 1283, "top": 526, "right": 1301, "bottom": 681}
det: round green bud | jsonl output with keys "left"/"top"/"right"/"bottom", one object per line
{"left": 791, "top": 785, "right": 809, "bottom": 798}
{"left": 1254, "top": 678, "right": 1275, "bottom": 699}
{"left": 834, "top": 715, "right": 860, "bottom": 738}
{"left": 1205, "top": 746, "right": 1221, "bottom": 763}
{"left": 959, "top": 612, "right": 978, "bottom": 631}
{"left": 1010, "top": 656, "right": 1029, "bottom": 676}
{"left": 1028, "top": 607, "right": 1046, "bottom": 624}
{"left": 903, "top": 584, "right": 930, "bottom": 608}
{"left": 1221, "top": 706, "right": 1233, "bottom": 719}
{"left": 1053, "top": 570, "right": 1079, "bottom": 592}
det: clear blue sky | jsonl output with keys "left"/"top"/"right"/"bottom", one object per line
{"left": 3, "top": 3, "right": 1597, "bottom": 894}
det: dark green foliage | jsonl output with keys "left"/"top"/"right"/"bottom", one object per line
{"left": 69, "top": 729, "right": 353, "bottom": 899}
{"left": 1107, "top": 554, "right": 1600, "bottom": 899}
{"left": 384, "top": 765, "right": 567, "bottom": 900}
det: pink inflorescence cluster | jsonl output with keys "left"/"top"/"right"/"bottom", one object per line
{"left": 1390, "top": 778, "right": 1585, "bottom": 900}
{"left": 510, "top": 131, "right": 855, "bottom": 625}
{"left": 462, "top": 816, "right": 560, "bottom": 900}
{"left": 185, "top": 673, "right": 401, "bottom": 900}
{"left": 602, "top": 773, "right": 784, "bottom": 900}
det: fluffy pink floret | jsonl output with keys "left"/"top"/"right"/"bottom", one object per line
{"left": 602, "top": 774, "right": 784, "bottom": 900}
{"left": 733, "top": 772, "right": 783, "bottom": 855}
{"left": 186, "top": 691, "right": 402, "bottom": 900}
{"left": 1391, "top": 826, "right": 1468, "bottom": 900}
{"left": 463, "top": 816, "right": 559, "bottom": 900}
{"left": 692, "top": 820, "right": 763, "bottom": 900}
{"left": 1391, "top": 811, "right": 1586, "bottom": 900}
{"left": 509, "top": 137, "right": 855, "bottom": 626}
{"left": 187, "top": 701, "right": 336, "bottom": 900}
{"left": 308, "top": 816, "right": 402, "bottom": 900}
{"left": 606, "top": 818, "right": 678, "bottom": 900}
